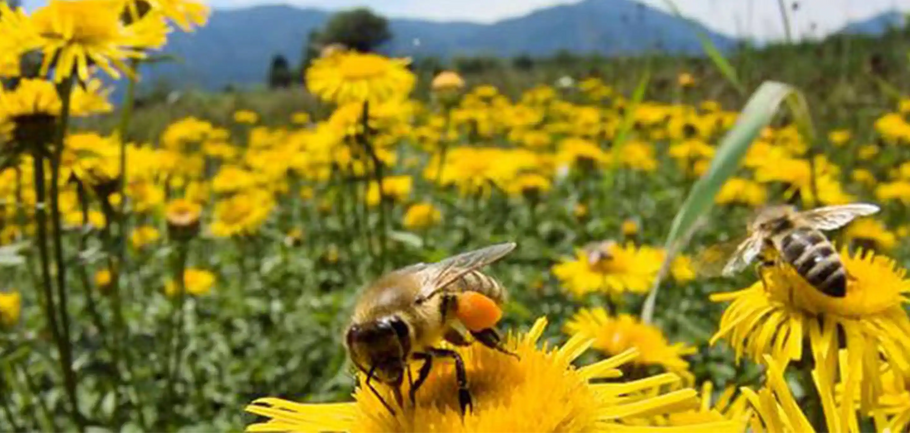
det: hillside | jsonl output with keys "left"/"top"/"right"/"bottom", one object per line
{"left": 149, "top": 0, "right": 735, "bottom": 90}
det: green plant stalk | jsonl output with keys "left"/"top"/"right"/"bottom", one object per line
{"left": 75, "top": 181, "right": 110, "bottom": 347}
{"left": 115, "top": 60, "right": 138, "bottom": 306}
{"left": 164, "top": 240, "right": 189, "bottom": 424}
{"left": 17, "top": 363, "right": 56, "bottom": 432}
{"left": 0, "top": 382, "right": 21, "bottom": 433}
{"left": 358, "top": 101, "right": 388, "bottom": 271}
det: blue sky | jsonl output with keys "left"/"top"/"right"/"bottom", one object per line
{"left": 20, "top": 0, "right": 910, "bottom": 41}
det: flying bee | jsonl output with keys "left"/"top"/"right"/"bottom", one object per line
{"left": 720, "top": 203, "right": 880, "bottom": 297}
{"left": 344, "top": 242, "right": 517, "bottom": 416}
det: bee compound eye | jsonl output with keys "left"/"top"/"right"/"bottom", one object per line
{"left": 389, "top": 317, "right": 409, "bottom": 339}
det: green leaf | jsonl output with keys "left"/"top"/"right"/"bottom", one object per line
{"left": 640, "top": 81, "right": 815, "bottom": 323}
{"left": 388, "top": 230, "right": 423, "bottom": 248}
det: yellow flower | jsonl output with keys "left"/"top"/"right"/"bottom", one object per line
{"left": 614, "top": 140, "right": 658, "bottom": 172}
{"left": 711, "top": 249, "right": 910, "bottom": 430}
{"left": 431, "top": 70, "right": 465, "bottom": 92}
{"left": 715, "top": 178, "right": 767, "bottom": 207}
{"left": 877, "top": 180, "right": 910, "bottom": 205}
{"left": 858, "top": 144, "right": 879, "bottom": 160}
{"left": 828, "top": 129, "right": 852, "bottom": 147}
{"left": 165, "top": 198, "right": 201, "bottom": 239}
{"left": 875, "top": 113, "right": 910, "bottom": 143}
{"left": 621, "top": 219, "right": 639, "bottom": 237}
{"left": 306, "top": 51, "right": 415, "bottom": 105}
{"left": 0, "top": 291, "right": 21, "bottom": 327}
{"left": 552, "top": 243, "right": 663, "bottom": 296}
{"left": 670, "top": 255, "right": 696, "bottom": 283}
{"left": 141, "top": 0, "right": 209, "bottom": 32}
{"left": 565, "top": 309, "right": 695, "bottom": 375}
{"left": 852, "top": 168, "right": 876, "bottom": 188}
{"left": 653, "top": 382, "right": 750, "bottom": 428}
{"left": 677, "top": 72, "right": 695, "bottom": 87}
{"left": 211, "top": 165, "right": 257, "bottom": 193}
{"left": 161, "top": 117, "right": 215, "bottom": 150}
{"left": 94, "top": 268, "right": 113, "bottom": 292}
{"left": 844, "top": 218, "right": 896, "bottom": 251}
{"left": 366, "top": 176, "right": 412, "bottom": 207}
{"left": 165, "top": 268, "right": 215, "bottom": 297}
{"left": 290, "top": 111, "right": 310, "bottom": 125}
{"left": 0, "top": 78, "right": 112, "bottom": 126}
{"left": 18, "top": 0, "right": 169, "bottom": 82}
{"left": 504, "top": 173, "right": 552, "bottom": 198}
{"left": 403, "top": 202, "right": 441, "bottom": 230}
{"left": 557, "top": 137, "right": 609, "bottom": 169}
{"left": 669, "top": 139, "right": 714, "bottom": 164}
{"left": 210, "top": 191, "right": 273, "bottom": 237}
{"left": 246, "top": 317, "right": 742, "bottom": 433}
{"left": 233, "top": 109, "right": 258, "bottom": 124}
{"left": 130, "top": 225, "right": 161, "bottom": 249}
{"left": 742, "top": 355, "right": 814, "bottom": 433}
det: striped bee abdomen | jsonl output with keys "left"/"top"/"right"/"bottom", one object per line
{"left": 449, "top": 270, "right": 507, "bottom": 304}
{"left": 779, "top": 227, "right": 846, "bottom": 297}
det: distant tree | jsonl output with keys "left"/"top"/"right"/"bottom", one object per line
{"left": 317, "top": 8, "right": 391, "bottom": 53}
{"left": 512, "top": 54, "right": 534, "bottom": 71}
{"left": 414, "top": 56, "right": 445, "bottom": 75}
{"left": 267, "top": 54, "right": 293, "bottom": 89}
{"left": 453, "top": 56, "right": 501, "bottom": 75}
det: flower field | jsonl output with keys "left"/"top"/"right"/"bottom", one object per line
{"left": 3, "top": 1, "right": 910, "bottom": 432}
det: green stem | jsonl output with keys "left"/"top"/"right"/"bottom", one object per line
{"left": 358, "top": 101, "right": 387, "bottom": 271}
{"left": 163, "top": 241, "right": 189, "bottom": 427}
{"left": 116, "top": 61, "right": 137, "bottom": 301}
{"left": 75, "top": 181, "right": 110, "bottom": 344}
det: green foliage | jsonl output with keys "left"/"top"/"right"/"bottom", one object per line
{"left": 314, "top": 8, "right": 391, "bottom": 53}
{"left": 267, "top": 54, "right": 294, "bottom": 89}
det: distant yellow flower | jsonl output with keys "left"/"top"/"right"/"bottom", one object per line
{"left": 232, "top": 109, "right": 258, "bottom": 124}
{"left": 621, "top": 219, "right": 639, "bottom": 237}
{"left": 16, "top": 0, "right": 169, "bottom": 82}
{"left": 290, "top": 111, "right": 310, "bottom": 125}
{"left": 565, "top": 309, "right": 695, "bottom": 375}
{"left": 161, "top": 117, "right": 215, "bottom": 150}
{"left": 877, "top": 180, "right": 910, "bottom": 205}
{"left": 246, "top": 317, "right": 740, "bottom": 433}
{"left": 715, "top": 177, "right": 767, "bottom": 207}
{"left": 94, "top": 268, "right": 114, "bottom": 293}
{"left": 431, "top": 70, "right": 465, "bottom": 92}
{"left": 366, "top": 175, "right": 412, "bottom": 207}
{"left": 210, "top": 191, "right": 273, "bottom": 237}
{"left": 552, "top": 243, "right": 662, "bottom": 296}
{"left": 669, "top": 139, "right": 714, "bottom": 164}
{"left": 677, "top": 72, "right": 695, "bottom": 87}
{"left": 403, "top": 202, "right": 441, "bottom": 230}
{"left": 141, "top": 0, "right": 209, "bottom": 32}
{"left": 557, "top": 137, "right": 608, "bottom": 169}
{"left": 844, "top": 218, "right": 896, "bottom": 251}
{"left": 130, "top": 225, "right": 161, "bottom": 249}
{"left": 573, "top": 203, "right": 588, "bottom": 219}
{"left": 858, "top": 143, "right": 880, "bottom": 160}
{"left": 0, "top": 291, "right": 21, "bottom": 327}
{"left": 615, "top": 140, "right": 658, "bottom": 172}
{"left": 670, "top": 255, "right": 696, "bottom": 283}
{"left": 875, "top": 113, "right": 910, "bottom": 143}
{"left": 165, "top": 268, "right": 215, "bottom": 297}
{"left": 165, "top": 198, "right": 201, "bottom": 239}
{"left": 505, "top": 173, "right": 552, "bottom": 198}
{"left": 828, "top": 129, "right": 852, "bottom": 146}
{"left": 711, "top": 249, "right": 910, "bottom": 429}
{"left": 211, "top": 165, "right": 257, "bottom": 193}
{"left": 306, "top": 51, "right": 415, "bottom": 105}
{"left": 852, "top": 168, "right": 876, "bottom": 187}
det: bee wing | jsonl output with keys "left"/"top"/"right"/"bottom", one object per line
{"left": 692, "top": 239, "right": 744, "bottom": 278}
{"left": 800, "top": 203, "right": 880, "bottom": 231}
{"left": 721, "top": 235, "right": 763, "bottom": 277}
{"left": 414, "top": 242, "right": 517, "bottom": 303}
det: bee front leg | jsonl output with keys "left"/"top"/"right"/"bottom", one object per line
{"left": 427, "top": 347, "right": 473, "bottom": 415}
{"left": 471, "top": 328, "right": 518, "bottom": 359}
{"left": 409, "top": 352, "right": 433, "bottom": 405}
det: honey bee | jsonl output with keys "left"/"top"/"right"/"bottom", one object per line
{"left": 582, "top": 239, "right": 617, "bottom": 266}
{"left": 721, "top": 203, "right": 879, "bottom": 297}
{"left": 345, "top": 242, "right": 517, "bottom": 416}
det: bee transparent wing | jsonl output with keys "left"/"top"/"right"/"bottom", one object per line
{"left": 414, "top": 242, "right": 517, "bottom": 303}
{"left": 800, "top": 203, "right": 880, "bottom": 231}
{"left": 721, "top": 235, "right": 763, "bottom": 277}
{"left": 692, "top": 238, "right": 745, "bottom": 278}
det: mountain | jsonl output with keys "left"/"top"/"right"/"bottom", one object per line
{"left": 148, "top": 0, "right": 736, "bottom": 91}
{"left": 839, "top": 11, "right": 906, "bottom": 35}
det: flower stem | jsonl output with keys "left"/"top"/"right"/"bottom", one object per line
{"left": 358, "top": 101, "right": 387, "bottom": 271}
{"left": 163, "top": 240, "right": 189, "bottom": 426}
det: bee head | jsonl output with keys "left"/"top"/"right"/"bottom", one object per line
{"left": 345, "top": 316, "right": 411, "bottom": 384}
{"left": 751, "top": 205, "right": 796, "bottom": 233}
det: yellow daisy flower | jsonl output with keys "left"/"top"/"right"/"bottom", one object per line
{"left": 565, "top": 308, "right": 695, "bottom": 376}
{"left": 246, "top": 317, "right": 742, "bottom": 433}
{"left": 233, "top": 109, "right": 259, "bottom": 124}
{"left": 715, "top": 177, "right": 767, "bottom": 207}
{"left": 306, "top": 51, "right": 415, "bottom": 105}
{"left": 828, "top": 129, "right": 852, "bottom": 147}
{"left": 164, "top": 268, "right": 215, "bottom": 297}
{"left": 876, "top": 180, "right": 910, "bottom": 205}
{"left": 431, "top": 70, "right": 465, "bottom": 92}
{"left": 0, "top": 291, "right": 21, "bottom": 327}
{"left": 647, "top": 382, "right": 750, "bottom": 428}
{"left": 140, "top": 0, "right": 209, "bottom": 32}
{"left": 403, "top": 202, "right": 441, "bottom": 230}
{"left": 210, "top": 191, "right": 274, "bottom": 237}
{"left": 130, "top": 225, "right": 161, "bottom": 249}
{"left": 742, "top": 355, "right": 814, "bottom": 433}
{"left": 552, "top": 242, "right": 663, "bottom": 296}
{"left": 366, "top": 176, "right": 412, "bottom": 207}
{"left": 711, "top": 249, "right": 910, "bottom": 429}
{"left": 844, "top": 218, "right": 896, "bottom": 252}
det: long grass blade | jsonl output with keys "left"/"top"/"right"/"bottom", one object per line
{"left": 640, "top": 81, "right": 815, "bottom": 324}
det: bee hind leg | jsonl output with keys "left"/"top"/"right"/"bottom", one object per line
{"left": 427, "top": 347, "right": 473, "bottom": 416}
{"left": 472, "top": 328, "right": 519, "bottom": 360}
{"left": 409, "top": 352, "right": 433, "bottom": 405}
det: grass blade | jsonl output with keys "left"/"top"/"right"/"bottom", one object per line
{"left": 640, "top": 81, "right": 815, "bottom": 324}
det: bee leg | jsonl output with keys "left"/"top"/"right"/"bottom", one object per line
{"left": 471, "top": 328, "right": 519, "bottom": 359}
{"left": 365, "top": 365, "right": 396, "bottom": 416}
{"left": 409, "top": 352, "right": 433, "bottom": 405}
{"left": 427, "top": 348, "right": 472, "bottom": 415}
{"left": 444, "top": 328, "right": 472, "bottom": 346}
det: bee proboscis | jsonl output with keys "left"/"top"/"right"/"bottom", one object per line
{"left": 344, "top": 242, "right": 517, "bottom": 416}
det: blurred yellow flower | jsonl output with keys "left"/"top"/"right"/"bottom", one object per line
{"left": 130, "top": 225, "right": 161, "bottom": 249}
{"left": 715, "top": 177, "right": 767, "bottom": 207}
{"left": 876, "top": 180, "right": 910, "bottom": 205}
{"left": 94, "top": 268, "right": 113, "bottom": 291}
{"left": 141, "top": 0, "right": 209, "bottom": 31}
{"left": 557, "top": 137, "right": 608, "bottom": 169}
{"left": 233, "top": 109, "right": 258, "bottom": 124}
{"left": 210, "top": 191, "right": 273, "bottom": 237}
{"left": 875, "top": 113, "right": 910, "bottom": 143}
{"left": 165, "top": 268, "right": 215, "bottom": 297}
{"left": 165, "top": 198, "right": 202, "bottom": 238}
{"left": 247, "top": 317, "right": 740, "bottom": 433}
{"left": 615, "top": 140, "right": 658, "bottom": 172}
{"left": 290, "top": 111, "right": 310, "bottom": 125}
{"left": 851, "top": 168, "right": 876, "bottom": 188}
{"left": 844, "top": 218, "right": 896, "bottom": 251}
{"left": 0, "top": 291, "right": 21, "bottom": 327}
{"left": 431, "top": 70, "right": 465, "bottom": 92}
{"left": 565, "top": 309, "right": 695, "bottom": 376}
{"left": 828, "top": 129, "right": 852, "bottom": 146}
{"left": 403, "top": 202, "right": 441, "bottom": 230}
{"left": 366, "top": 175, "right": 412, "bottom": 207}
{"left": 306, "top": 51, "right": 415, "bottom": 105}
{"left": 621, "top": 219, "right": 639, "bottom": 237}
{"left": 212, "top": 165, "right": 257, "bottom": 193}
{"left": 505, "top": 173, "right": 552, "bottom": 199}
{"left": 670, "top": 255, "right": 696, "bottom": 283}
{"left": 552, "top": 243, "right": 662, "bottom": 296}
{"left": 858, "top": 144, "right": 880, "bottom": 160}
{"left": 677, "top": 72, "right": 695, "bottom": 87}
{"left": 742, "top": 355, "right": 814, "bottom": 433}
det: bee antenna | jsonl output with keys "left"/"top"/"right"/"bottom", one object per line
{"left": 366, "top": 364, "right": 397, "bottom": 416}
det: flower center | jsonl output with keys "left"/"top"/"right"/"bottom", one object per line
{"left": 337, "top": 55, "right": 389, "bottom": 80}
